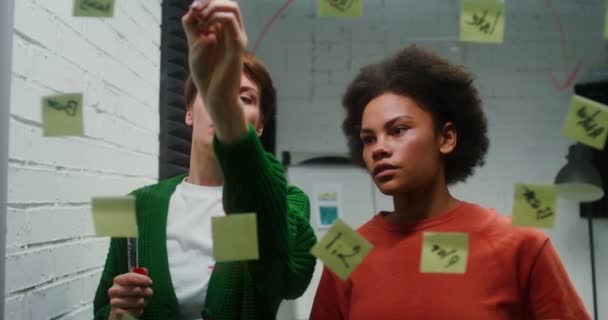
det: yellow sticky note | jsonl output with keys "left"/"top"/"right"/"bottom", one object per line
{"left": 212, "top": 213, "right": 259, "bottom": 262}
{"left": 92, "top": 196, "right": 138, "bottom": 238}
{"left": 74, "top": 0, "right": 115, "bottom": 17}
{"left": 460, "top": 0, "right": 505, "bottom": 43}
{"left": 41, "top": 93, "right": 84, "bottom": 136}
{"left": 512, "top": 184, "right": 557, "bottom": 228}
{"left": 562, "top": 95, "right": 608, "bottom": 150}
{"left": 311, "top": 219, "right": 372, "bottom": 280}
{"left": 420, "top": 232, "right": 468, "bottom": 274}
{"left": 318, "top": 0, "right": 362, "bottom": 18}
{"left": 122, "top": 313, "right": 139, "bottom": 320}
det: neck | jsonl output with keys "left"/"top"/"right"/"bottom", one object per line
{"left": 186, "top": 141, "right": 223, "bottom": 186}
{"left": 388, "top": 175, "right": 459, "bottom": 224}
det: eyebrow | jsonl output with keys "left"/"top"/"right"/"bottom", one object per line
{"left": 239, "top": 86, "right": 258, "bottom": 95}
{"left": 360, "top": 115, "right": 413, "bottom": 135}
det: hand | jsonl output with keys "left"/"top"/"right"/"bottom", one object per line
{"left": 107, "top": 272, "right": 153, "bottom": 319}
{"left": 181, "top": 0, "right": 248, "bottom": 109}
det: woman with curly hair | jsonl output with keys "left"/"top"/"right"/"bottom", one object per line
{"left": 310, "top": 46, "right": 589, "bottom": 320}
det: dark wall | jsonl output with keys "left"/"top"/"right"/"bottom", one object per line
{"left": 158, "top": 1, "right": 277, "bottom": 180}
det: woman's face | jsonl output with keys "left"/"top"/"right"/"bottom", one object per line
{"left": 186, "top": 73, "right": 263, "bottom": 146}
{"left": 359, "top": 92, "right": 455, "bottom": 195}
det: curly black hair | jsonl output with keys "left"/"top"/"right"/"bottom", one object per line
{"left": 342, "top": 45, "right": 489, "bottom": 185}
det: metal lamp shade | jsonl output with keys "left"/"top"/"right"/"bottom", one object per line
{"left": 554, "top": 144, "right": 604, "bottom": 202}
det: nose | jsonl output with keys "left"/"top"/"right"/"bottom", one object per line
{"left": 371, "top": 139, "right": 392, "bottom": 161}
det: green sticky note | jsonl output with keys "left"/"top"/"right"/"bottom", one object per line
{"left": 41, "top": 93, "right": 84, "bottom": 136}
{"left": 420, "top": 232, "right": 468, "bottom": 274}
{"left": 121, "top": 313, "right": 139, "bottom": 320}
{"left": 318, "top": 0, "right": 362, "bottom": 18}
{"left": 512, "top": 184, "right": 557, "bottom": 228}
{"left": 311, "top": 219, "right": 373, "bottom": 280}
{"left": 212, "top": 213, "right": 259, "bottom": 262}
{"left": 562, "top": 95, "right": 608, "bottom": 150}
{"left": 74, "top": 0, "right": 115, "bottom": 17}
{"left": 92, "top": 196, "right": 138, "bottom": 238}
{"left": 460, "top": 0, "right": 505, "bottom": 43}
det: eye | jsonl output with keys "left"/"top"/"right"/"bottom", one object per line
{"left": 391, "top": 126, "right": 409, "bottom": 135}
{"left": 240, "top": 95, "right": 255, "bottom": 105}
{"left": 360, "top": 135, "right": 375, "bottom": 145}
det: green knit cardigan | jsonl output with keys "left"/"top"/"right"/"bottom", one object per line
{"left": 93, "top": 127, "right": 317, "bottom": 319}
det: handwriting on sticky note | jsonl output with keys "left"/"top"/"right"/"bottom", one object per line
{"left": 42, "top": 93, "right": 84, "bottom": 136}
{"left": 467, "top": 10, "right": 502, "bottom": 35}
{"left": 92, "top": 196, "right": 138, "bottom": 238}
{"left": 460, "top": 0, "right": 505, "bottom": 43}
{"left": 212, "top": 213, "right": 259, "bottom": 262}
{"left": 562, "top": 95, "right": 608, "bottom": 150}
{"left": 311, "top": 219, "right": 372, "bottom": 280}
{"left": 512, "top": 184, "right": 557, "bottom": 228}
{"left": 74, "top": 0, "right": 115, "bottom": 17}
{"left": 431, "top": 244, "right": 460, "bottom": 268}
{"left": 318, "top": 0, "right": 362, "bottom": 18}
{"left": 420, "top": 232, "right": 468, "bottom": 274}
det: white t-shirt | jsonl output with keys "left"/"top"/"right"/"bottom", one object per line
{"left": 166, "top": 179, "right": 224, "bottom": 320}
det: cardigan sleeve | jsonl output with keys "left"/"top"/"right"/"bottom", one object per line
{"left": 212, "top": 125, "right": 316, "bottom": 298}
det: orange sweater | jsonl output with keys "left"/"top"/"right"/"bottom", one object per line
{"left": 311, "top": 202, "right": 590, "bottom": 320}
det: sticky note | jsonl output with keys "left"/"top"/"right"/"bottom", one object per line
{"left": 212, "top": 213, "right": 259, "bottom": 262}
{"left": 460, "top": 0, "right": 505, "bottom": 43}
{"left": 92, "top": 196, "right": 138, "bottom": 238}
{"left": 122, "top": 313, "right": 139, "bottom": 320}
{"left": 41, "top": 93, "right": 84, "bottom": 136}
{"left": 318, "top": 0, "right": 362, "bottom": 18}
{"left": 420, "top": 232, "right": 468, "bottom": 274}
{"left": 562, "top": 95, "right": 608, "bottom": 150}
{"left": 311, "top": 219, "right": 373, "bottom": 280}
{"left": 512, "top": 184, "right": 557, "bottom": 228}
{"left": 74, "top": 0, "right": 115, "bottom": 17}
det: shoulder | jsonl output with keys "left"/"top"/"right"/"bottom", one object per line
{"left": 129, "top": 174, "right": 186, "bottom": 198}
{"left": 286, "top": 184, "right": 311, "bottom": 220}
{"left": 286, "top": 184, "right": 308, "bottom": 200}
{"left": 469, "top": 202, "right": 548, "bottom": 256}
{"left": 356, "top": 214, "right": 384, "bottom": 238}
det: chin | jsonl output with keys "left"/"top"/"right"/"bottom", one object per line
{"left": 375, "top": 180, "right": 402, "bottom": 195}
{"left": 375, "top": 178, "right": 420, "bottom": 196}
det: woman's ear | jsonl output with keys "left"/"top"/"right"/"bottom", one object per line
{"left": 185, "top": 108, "right": 194, "bottom": 127}
{"left": 439, "top": 122, "right": 457, "bottom": 155}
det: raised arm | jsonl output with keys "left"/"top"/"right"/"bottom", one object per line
{"left": 181, "top": 0, "right": 249, "bottom": 144}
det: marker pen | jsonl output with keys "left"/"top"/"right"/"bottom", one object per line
{"left": 128, "top": 237, "right": 147, "bottom": 275}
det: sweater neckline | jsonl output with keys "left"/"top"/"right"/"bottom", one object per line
{"left": 372, "top": 201, "right": 473, "bottom": 233}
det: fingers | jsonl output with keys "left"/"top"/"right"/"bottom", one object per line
{"left": 186, "top": 0, "right": 248, "bottom": 48}
{"left": 204, "top": 11, "right": 248, "bottom": 48}
{"left": 110, "top": 296, "right": 147, "bottom": 309}
{"left": 200, "top": 0, "right": 244, "bottom": 30}
{"left": 182, "top": 0, "right": 212, "bottom": 44}
{"left": 112, "top": 308, "right": 145, "bottom": 318}
{"left": 108, "top": 284, "right": 153, "bottom": 298}
{"left": 113, "top": 272, "right": 152, "bottom": 287}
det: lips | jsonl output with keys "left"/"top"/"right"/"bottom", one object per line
{"left": 373, "top": 163, "right": 399, "bottom": 177}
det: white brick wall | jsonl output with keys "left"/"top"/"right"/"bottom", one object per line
{"left": 246, "top": 0, "right": 608, "bottom": 319}
{"left": 6, "top": 0, "right": 161, "bottom": 318}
